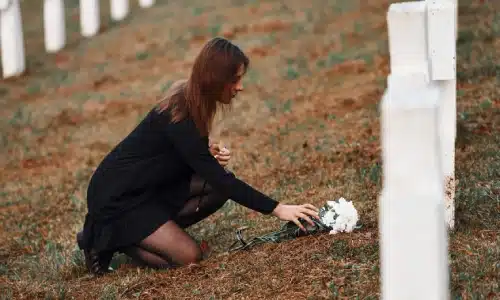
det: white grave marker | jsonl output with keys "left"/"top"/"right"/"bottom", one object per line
{"left": 111, "top": 0, "right": 129, "bottom": 21}
{"left": 427, "top": 0, "right": 457, "bottom": 230}
{"left": 43, "top": 0, "right": 66, "bottom": 52}
{"left": 380, "top": 1, "right": 451, "bottom": 299}
{"left": 0, "top": 0, "right": 25, "bottom": 78}
{"left": 80, "top": 0, "right": 100, "bottom": 37}
{"left": 139, "top": 0, "right": 155, "bottom": 8}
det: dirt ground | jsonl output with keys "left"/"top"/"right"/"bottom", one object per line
{"left": 1, "top": 0, "right": 498, "bottom": 299}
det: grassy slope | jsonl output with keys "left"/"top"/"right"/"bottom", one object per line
{"left": 1, "top": 0, "right": 498, "bottom": 299}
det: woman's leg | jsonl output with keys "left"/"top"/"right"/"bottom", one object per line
{"left": 137, "top": 220, "right": 202, "bottom": 267}
{"left": 120, "top": 245, "right": 173, "bottom": 269}
{"left": 124, "top": 174, "right": 228, "bottom": 268}
{"left": 173, "top": 178, "right": 228, "bottom": 228}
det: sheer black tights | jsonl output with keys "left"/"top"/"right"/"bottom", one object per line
{"left": 121, "top": 175, "right": 227, "bottom": 269}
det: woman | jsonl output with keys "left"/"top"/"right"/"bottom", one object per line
{"left": 77, "top": 37, "right": 320, "bottom": 275}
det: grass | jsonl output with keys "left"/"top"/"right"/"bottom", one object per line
{"left": 0, "top": 0, "right": 499, "bottom": 299}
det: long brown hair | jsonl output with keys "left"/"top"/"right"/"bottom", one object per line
{"left": 156, "top": 37, "right": 249, "bottom": 136}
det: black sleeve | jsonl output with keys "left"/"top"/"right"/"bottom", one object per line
{"left": 163, "top": 116, "right": 279, "bottom": 215}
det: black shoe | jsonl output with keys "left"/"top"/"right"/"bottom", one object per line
{"left": 76, "top": 231, "right": 112, "bottom": 276}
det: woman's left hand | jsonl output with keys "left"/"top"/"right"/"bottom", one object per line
{"left": 209, "top": 142, "right": 231, "bottom": 166}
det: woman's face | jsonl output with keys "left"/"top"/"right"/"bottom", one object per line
{"left": 221, "top": 65, "right": 245, "bottom": 104}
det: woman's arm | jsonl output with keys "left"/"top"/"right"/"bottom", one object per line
{"left": 162, "top": 116, "right": 279, "bottom": 215}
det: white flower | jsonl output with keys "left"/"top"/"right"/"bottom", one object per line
{"left": 326, "top": 200, "right": 337, "bottom": 208}
{"left": 320, "top": 197, "right": 359, "bottom": 235}
{"left": 321, "top": 210, "right": 337, "bottom": 228}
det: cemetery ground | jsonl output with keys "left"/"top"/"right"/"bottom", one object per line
{"left": 0, "top": 0, "right": 498, "bottom": 299}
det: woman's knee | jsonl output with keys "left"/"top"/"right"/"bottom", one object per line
{"left": 139, "top": 221, "right": 202, "bottom": 267}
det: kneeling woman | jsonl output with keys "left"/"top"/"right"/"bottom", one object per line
{"left": 77, "top": 37, "right": 320, "bottom": 275}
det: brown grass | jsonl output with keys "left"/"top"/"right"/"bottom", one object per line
{"left": 1, "top": 0, "right": 498, "bottom": 299}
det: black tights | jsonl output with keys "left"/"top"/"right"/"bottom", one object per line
{"left": 120, "top": 174, "right": 227, "bottom": 269}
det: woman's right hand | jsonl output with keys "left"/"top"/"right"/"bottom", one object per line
{"left": 209, "top": 141, "right": 231, "bottom": 167}
{"left": 271, "top": 203, "right": 320, "bottom": 232}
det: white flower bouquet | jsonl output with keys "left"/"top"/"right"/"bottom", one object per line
{"left": 228, "top": 197, "right": 360, "bottom": 252}
{"left": 319, "top": 197, "right": 360, "bottom": 234}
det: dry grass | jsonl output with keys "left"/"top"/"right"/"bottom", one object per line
{"left": 1, "top": 0, "right": 498, "bottom": 299}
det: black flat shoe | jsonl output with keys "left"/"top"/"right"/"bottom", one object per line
{"left": 76, "top": 231, "right": 113, "bottom": 276}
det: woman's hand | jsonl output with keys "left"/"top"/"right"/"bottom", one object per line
{"left": 271, "top": 203, "right": 320, "bottom": 232}
{"left": 209, "top": 142, "right": 231, "bottom": 167}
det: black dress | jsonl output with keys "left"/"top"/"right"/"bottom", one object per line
{"left": 79, "top": 106, "right": 279, "bottom": 253}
